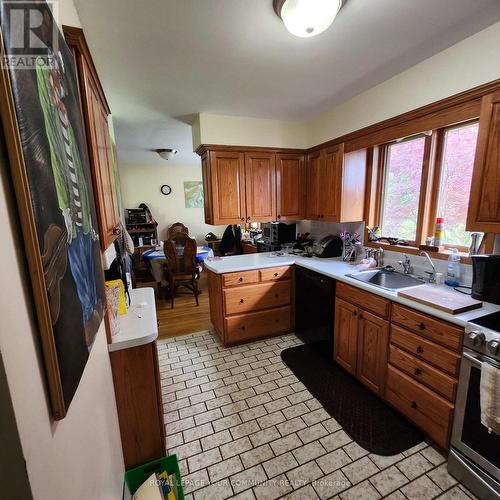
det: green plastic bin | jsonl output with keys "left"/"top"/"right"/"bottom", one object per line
{"left": 124, "top": 454, "right": 184, "bottom": 499}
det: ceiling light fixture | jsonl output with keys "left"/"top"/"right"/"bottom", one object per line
{"left": 273, "top": 0, "right": 345, "bottom": 38}
{"left": 155, "top": 148, "right": 177, "bottom": 161}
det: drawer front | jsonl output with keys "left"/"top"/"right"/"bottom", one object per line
{"left": 224, "top": 281, "right": 291, "bottom": 315}
{"left": 337, "top": 282, "right": 391, "bottom": 319}
{"left": 260, "top": 266, "right": 292, "bottom": 282}
{"left": 389, "top": 345, "right": 458, "bottom": 401}
{"left": 225, "top": 306, "right": 291, "bottom": 343}
{"left": 222, "top": 270, "right": 260, "bottom": 288}
{"left": 391, "top": 325, "right": 461, "bottom": 376}
{"left": 392, "top": 304, "right": 462, "bottom": 351}
{"left": 386, "top": 365, "right": 454, "bottom": 449}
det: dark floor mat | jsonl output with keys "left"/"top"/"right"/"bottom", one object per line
{"left": 281, "top": 341, "right": 424, "bottom": 456}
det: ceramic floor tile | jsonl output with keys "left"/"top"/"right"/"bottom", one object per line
{"left": 159, "top": 331, "right": 474, "bottom": 500}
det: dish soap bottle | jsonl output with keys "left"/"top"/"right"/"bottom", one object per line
{"left": 445, "top": 248, "right": 461, "bottom": 287}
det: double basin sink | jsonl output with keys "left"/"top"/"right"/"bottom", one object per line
{"left": 346, "top": 267, "right": 426, "bottom": 292}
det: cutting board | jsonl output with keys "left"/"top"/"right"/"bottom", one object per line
{"left": 397, "top": 285, "right": 483, "bottom": 314}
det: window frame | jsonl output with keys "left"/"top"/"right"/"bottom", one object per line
{"left": 371, "top": 119, "right": 480, "bottom": 255}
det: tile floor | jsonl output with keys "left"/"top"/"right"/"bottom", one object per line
{"left": 158, "top": 331, "right": 477, "bottom": 500}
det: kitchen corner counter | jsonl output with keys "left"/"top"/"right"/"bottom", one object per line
{"left": 108, "top": 287, "right": 158, "bottom": 352}
{"left": 205, "top": 253, "right": 500, "bottom": 328}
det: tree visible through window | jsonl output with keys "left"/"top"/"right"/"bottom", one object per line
{"left": 436, "top": 122, "right": 479, "bottom": 247}
{"left": 380, "top": 136, "right": 425, "bottom": 241}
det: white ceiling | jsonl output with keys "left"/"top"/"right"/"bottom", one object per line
{"left": 74, "top": 0, "right": 500, "bottom": 166}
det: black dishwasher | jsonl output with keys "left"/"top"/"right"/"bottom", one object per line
{"left": 295, "top": 266, "right": 335, "bottom": 354}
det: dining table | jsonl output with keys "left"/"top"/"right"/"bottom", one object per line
{"left": 142, "top": 245, "right": 214, "bottom": 285}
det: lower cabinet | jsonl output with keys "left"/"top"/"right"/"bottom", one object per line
{"left": 208, "top": 266, "right": 293, "bottom": 346}
{"left": 334, "top": 282, "right": 462, "bottom": 449}
{"left": 110, "top": 341, "right": 166, "bottom": 469}
{"left": 334, "top": 295, "right": 389, "bottom": 396}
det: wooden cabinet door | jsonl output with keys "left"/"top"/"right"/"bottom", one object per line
{"left": 81, "top": 61, "right": 119, "bottom": 249}
{"left": 334, "top": 298, "right": 358, "bottom": 375}
{"left": 276, "top": 153, "right": 305, "bottom": 221}
{"left": 201, "top": 152, "right": 213, "bottom": 224}
{"left": 356, "top": 310, "right": 389, "bottom": 395}
{"left": 244, "top": 152, "right": 276, "bottom": 223}
{"left": 209, "top": 151, "right": 246, "bottom": 224}
{"left": 306, "top": 151, "right": 322, "bottom": 220}
{"left": 319, "top": 144, "right": 343, "bottom": 221}
{"left": 467, "top": 91, "right": 500, "bottom": 232}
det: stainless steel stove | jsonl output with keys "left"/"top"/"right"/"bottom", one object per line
{"left": 448, "top": 311, "right": 500, "bottom": 500}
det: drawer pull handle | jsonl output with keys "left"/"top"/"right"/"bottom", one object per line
{"left": 239, "top": 299, "right": 244, "bottom": 304}
{"left": 419, "top": 323, "right": 426, "bottom": 330}
{"left": 414, "top": 368, "right": 422, "bottom": 376}
{"left": 416, "top": 346, "right": 424, "bottom": 353}
{"left": 274, "top": 273, "right": 279, "bottom": 277}
{"left": 411, "top": 401, "right": 418, "bottom": 409}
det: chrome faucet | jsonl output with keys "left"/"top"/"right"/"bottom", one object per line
{"left": 398, "top": 254, "right": 413, "bottom": 274}
{"left": 419, "top": 251, "right": 436, "bottom": 283}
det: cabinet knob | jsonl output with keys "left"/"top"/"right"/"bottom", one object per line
{"left": 277, "top": 214, "right": 281, "bottom": 219}
{"left": 238, "top": 277, "right": 243, "bottom": 282}
{"left": 241, "top": 325, "right": 246, "bottom": 331}
{"left": 275, "top": 319, "right": 280, "bottom": 323}
{"left": 352, "top": 310, "right": 357, "bottom": 317}
{"left": 414, "top": 368, "right": 422, "bottom": 376}
{"left": 416, "top": 346, "right": 424, "bottom": 353}
{"left": 274, "top": 294, "right": 279, "bottom": 298}
{"left": 410, "top": 401, "right": 418, "bottom": 409}
{"left": 419, "top": 322, "right": 426, "bottom": 330}
{"left": 239, "top": 299, "right": 244, "bottom": 304}
{"left": 240, "top": 218, "right": 245, "bottom": 222}
{"left": 359, "top": 313, "right": 363, "bottom": 319}
{"left": 247, "top": 217, "right": 251, "bottom": 221}
{"left": 274, "top": 272, "right": 279, "bottom": 277}
{"left": 317, "top": 214, "right": 321, "bottom": 218}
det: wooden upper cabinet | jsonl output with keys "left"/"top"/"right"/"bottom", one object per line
{"left": 276, "top": 153, "right": 306, "bottom": 221}
{"left": 244, "top": 152, "right": 276, "bottom": 223}
{"left": 306, "top": 150, "right": 322, "bottom": 220}
{"left": 467, "top": 91, "right": 500, "bottom": 232}
{"left": 209, "top": 150, "right": 246, "bottom": 224}
{"left": 64, "top": 26, "right": 119, "bottom": 250}
{"left": 321, "top": 145, "right": 342, "bottom": 221}
{"left": 306, "top": 143, "right": 366, "bottom": 223}
{"left": 334, "top": 297, "right": 358, "bottom": 375}
{"left": 357, "top": 310, "right": 389, "bottom": 396}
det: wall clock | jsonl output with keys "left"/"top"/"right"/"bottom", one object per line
{"left": 160, "top": 184, "right": 172, "bottom": 196}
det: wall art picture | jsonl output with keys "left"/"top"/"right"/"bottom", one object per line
{"left": 184, "top": 180, "right": 204, "bottom": 208}
{"left": 0, "top": 1, "right": 105, "bottom": 419}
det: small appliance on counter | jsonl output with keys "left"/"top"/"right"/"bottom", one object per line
{"left": 256, "top": 241, "right": 282, "bottom": 253}
{"left": 448, "top": 311, "right": 500, "bottom": 499}
{"left": 261, "top": 222, "right": 296, "bottom": 246}
{"left": 313, "top": 235, "right": 343, "bottom": 258}
{"left": 471, "top": 255, "right": 500, "bottom": 304}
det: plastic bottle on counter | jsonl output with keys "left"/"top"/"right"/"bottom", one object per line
{"left": 445, "top": 248, "right": 461, "bottom": 287}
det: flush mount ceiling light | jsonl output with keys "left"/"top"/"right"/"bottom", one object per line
{"left": 155, "top": 148, "right": 177, "bottom": 160}
{"left": 273, "top": 0, "right": 345, "bottom": 38}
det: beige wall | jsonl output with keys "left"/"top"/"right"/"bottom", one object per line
{"left": 0, "top": 1, "right": 124, "bottom": 499}
{"left": 120, "top": 163, "right": 226, "bottom": 242}
{"left": 306, "top": 20, "right": 500, "bottom": 146}
{"left": 193, "top": 112, "right": 307, "bottom": 149}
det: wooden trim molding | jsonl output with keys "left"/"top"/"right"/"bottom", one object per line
{"left": 62, "top": 25, "right": 111, "bottom": 114}
{"left": 195, "top": 144, "right": 306, "bottom": 156}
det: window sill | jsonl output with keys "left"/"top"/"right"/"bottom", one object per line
{"left": 364, "top": 241, "right": 471, "bottom": 265}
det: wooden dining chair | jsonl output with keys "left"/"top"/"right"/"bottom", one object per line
{"left": 163, "top": 233, "right": 199, "bottom": 309}
{"left": 167, "top": 222, "right": 189, "bottom": 239}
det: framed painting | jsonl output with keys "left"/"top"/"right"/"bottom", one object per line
{"left": 184, "top": 180, "right": 204, "bottom": 208}
{"left": 0, "top": 1, "right": 105, "bottom": 419}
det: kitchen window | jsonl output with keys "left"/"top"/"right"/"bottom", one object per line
{"left": 433, "top": 121, "right": 480, "bottom": 249}
{"left": 379, "top": 135, "right": 427, "bottom": 243}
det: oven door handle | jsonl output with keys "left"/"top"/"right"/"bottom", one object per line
{"left": 463, "top": 350, "right": 483, "bottom": 368}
